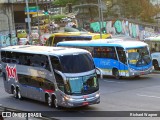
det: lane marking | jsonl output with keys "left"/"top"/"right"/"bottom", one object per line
{"left": 103, "top": 80, "right": 126, "bottom": 84}
{"left": 137, "top": 94, "right": 160, "bottom": 99}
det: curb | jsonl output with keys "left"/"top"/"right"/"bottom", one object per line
{"left": 152, "top": 70, "right": 160, "bottom": 74}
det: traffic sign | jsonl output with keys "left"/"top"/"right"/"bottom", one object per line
{"left": 24, "top": 6, "right": 39, "bottom": 12}
{"left": 25, "top": 18, "right": 31, "bottom": 23}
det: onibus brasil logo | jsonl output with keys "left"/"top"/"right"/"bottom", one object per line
{"left": 6, "top": 64, "right": 18, "bottom": 81}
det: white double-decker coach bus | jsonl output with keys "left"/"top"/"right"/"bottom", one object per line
{"left": 0, "top": 45, "right": 100, "bottom": 108}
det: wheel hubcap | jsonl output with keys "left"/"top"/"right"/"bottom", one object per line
{"left": 54, "top": 99, "right": 58, "bottom": 108}
{"left": 48, "top": 96, "right": 52, "bottom": 107}
{"left": 18, "top": 90, "right": 21, "bottom": 99}
{"left": 115, "top": 71, "right": 119, "bottom": 79}
{"left": 14, "top": 89, "right": 17, "bottom": 98}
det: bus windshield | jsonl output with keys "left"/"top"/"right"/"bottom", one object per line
{"left": 127, "top": 46, "right": 151, "bottom": 66}
{"left": 65, "top": 74, "right": 99, "bottom": 95}
{"left": 59, "top": 53, "right": 95, "bottom": 73}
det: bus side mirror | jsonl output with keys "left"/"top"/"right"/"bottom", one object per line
{"left": 96, "top": 67, "right": 103, "bottom": 79}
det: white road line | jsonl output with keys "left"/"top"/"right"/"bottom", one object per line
{"left": 103, "top": 80, "right": 126, "bottom": 84}
{"left": 137, "top": 94, "right": 160, "bottom": 99}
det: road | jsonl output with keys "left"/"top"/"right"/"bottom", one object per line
{"left": 1, "top": 73, "right": 160, "bottom": 120}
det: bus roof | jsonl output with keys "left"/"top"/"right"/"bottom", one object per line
{"left": 57, "top": 39, "right": 148, "bottom": 49}
{"left": 1, "top": 45, "right": 89, "bottom": 56}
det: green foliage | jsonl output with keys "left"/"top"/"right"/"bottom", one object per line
{"left": 50, "top": 14, "right": 67, "bottom": 22}
{"left": 107, "top": 0, "right": 160, "bottom": 23}
{"left": 53, "top": 0, "right": 77, "bottom": 6}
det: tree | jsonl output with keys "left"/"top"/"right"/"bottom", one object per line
{"left": 112, "top": 0, "right": 160, "bottom": 23}
{"left": 53, "top": 0, "right": 77, "bottom": 6}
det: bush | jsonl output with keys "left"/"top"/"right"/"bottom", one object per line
{"left": 50, "top": 14, "right": 67, "bottom": 22}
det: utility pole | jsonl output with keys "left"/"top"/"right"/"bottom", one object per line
{"left": 35, "top": 0, "right": 41, "bottom": 41}
{"left": 25, "top": 0, "right": 32, "bottom": 44}
{"left": 98, "top": 0, "right": 102, "bottom": 38}
{"left": 3, "top": 9, "right": 12, "bottom": 45}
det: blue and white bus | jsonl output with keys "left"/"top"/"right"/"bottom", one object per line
{"left": 57, "top": 39, "right": 153, "bottom": 79}
{"left": 1, "top": 46, "right": 100, "bottom": 108}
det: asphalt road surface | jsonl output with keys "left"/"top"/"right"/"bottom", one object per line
{"left": 1, "top": 73, "right": 160, "bottom": 120}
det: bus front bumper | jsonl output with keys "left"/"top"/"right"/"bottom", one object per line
{"left": 60, "top": 93, "right": 100, "bottom": 108}
{"left": 129, "top": 66, "right": 154, "bottom": 76}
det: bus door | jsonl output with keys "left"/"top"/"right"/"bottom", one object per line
{"left": 49, "top": 56, "right": 65, "bottom": 103}
{"left": 116, "top": 47, "right": 128, "bottom": 76}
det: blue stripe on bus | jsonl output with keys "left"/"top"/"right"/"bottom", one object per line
{"left": 93, "top": 58, "right": 128, "bottom": 70}
{"left": 21, "top": 84, "right": 43, "bottom": 92}
{"left": 93, "top": 58, "right": 152, "bottom": 71}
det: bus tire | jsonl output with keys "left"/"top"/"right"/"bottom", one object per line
{"left": 134, "top": 75, "right": 140, "bottom": 78}
{"left": 17, "top": 88, "right": 22, "bottom": 100}
{"left": 113, "top": 68, "right": 121, "bottom": 79}
{"left": 47, "top": 95, "right": 53, "bottom": 107}
{"left": 52, "top": 95, "right": 59, "bottom": 109}
{"left": 153, "top": 60, "right": 159, "bottom": 70}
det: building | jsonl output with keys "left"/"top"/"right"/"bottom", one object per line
{"left": 0, "top": 0, "right": 16, "bottom": 47}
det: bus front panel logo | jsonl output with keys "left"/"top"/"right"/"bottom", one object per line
{"left": 6, "top": 64, "right": 18, "bottom": 81}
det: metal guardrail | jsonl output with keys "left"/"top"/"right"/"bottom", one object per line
{"left": 0, "top": 105, "right": 53, "bottom": 120}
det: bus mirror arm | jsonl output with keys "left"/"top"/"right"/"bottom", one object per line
{"left": 96, "top": 67, "right": 103, "bottom": 79}
{"left": 54, "top": 70, "right": 67, "bottom": 84}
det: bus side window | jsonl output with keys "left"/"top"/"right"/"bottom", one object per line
{"left": 93, "top": 47, "right": 101, "bottom": 58}
{"left": 11, "top": 52, "right": 20, "bottom": 64}
{"left": 19, "top": 53, "right": 27, "bottom": 65}
{"left": 5, "top": 51, "right": 12, "bottom": 63}
{"left": 50, "top": 56, "right": 62, "bottom": 71}
{"left": 82, "top": 47, "right": 94, "bottom": 55}
{"left": 1, "top": 51, "right": 6, "bottom": 63}
{"left": 108, "top": 47, "right": 117, "bottom": 60}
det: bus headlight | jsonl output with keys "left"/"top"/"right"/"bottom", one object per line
{"left": 64, "top": 95, "right": 74, "bottom": 101}
{"left": 95, "top": 93, "right": 100, "bottom": 98}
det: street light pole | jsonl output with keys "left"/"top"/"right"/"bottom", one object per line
{"left": 98, "top": 0, "right": 102, "bottom": 38}
{"left": 35, "top": 0, "right": 41, "bottom": 39}
{"left": 2, "top": 9, "right": 12, "bottom": 45}
{"left": 6, "top": 13, "right": 12, "bottom": 46}
{"left": 25, "top": 0, "right": 32, "bottom": 44}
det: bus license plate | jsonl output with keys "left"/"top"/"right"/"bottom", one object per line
{"left": 83, "top": 102, "right": 89, "bottom": 106}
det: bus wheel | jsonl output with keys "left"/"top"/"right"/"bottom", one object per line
{"left": 17, "top": 88, "right": 22, "bottom": 100}
{"left": 53, "top": 96, "right": 59, "bottom": 109}
{"left": 153, "top": 60, "right": 159, "bottom": 70}
{"left": 135, "top": 75, "right": 140, "bottom": 78}
{"left": 113, "top": 69, "right": 120, "bottom": 79}
{"left": 47, "top": 95, "right": 53, "bottom": 107}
